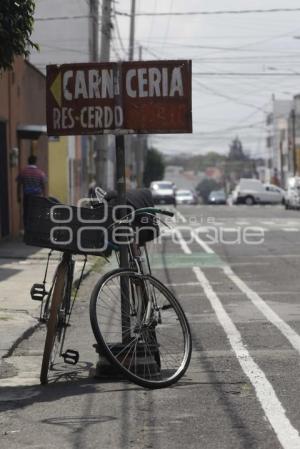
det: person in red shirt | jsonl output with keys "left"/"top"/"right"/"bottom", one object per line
{"left": 17, "top": 155, "right": 47, "bottom": 227}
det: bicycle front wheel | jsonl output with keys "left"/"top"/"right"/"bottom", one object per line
{"left": 90, "top": 268, "right": 192, "bottom": 389}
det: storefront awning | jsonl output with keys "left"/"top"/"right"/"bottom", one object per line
{"left": 17, "top": 125, "right": 47, "bottom": 140}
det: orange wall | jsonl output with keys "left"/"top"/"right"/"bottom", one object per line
{"left": 0, "top": 58, "right": 48, "bottom": 236}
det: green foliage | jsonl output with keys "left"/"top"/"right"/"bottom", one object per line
{"left": 0, "top": 0, "right": 38, "bottom": 71}
{"left": 143, "top": 148, "right": 165, "bottom": 187}
{"left": 167, "top": 152, "right": 227, "bottom": 173}
{"left": 196, "top": 178, "right": 221, "bottom": 204}
{"left": 228, "top": 137, "right": 247, "bottom": 161}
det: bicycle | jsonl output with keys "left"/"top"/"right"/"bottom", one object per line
{"left": 89, "top": 200, "right": 192, "bottom": 389}
{"left": 30, "top": 250, "right": 87, "bottom": 384}
{"left": 26, "top": 191, "right": 192, "bottom": 388}
{"left": 26, "top": 195, "right": 107, "bottom": 384}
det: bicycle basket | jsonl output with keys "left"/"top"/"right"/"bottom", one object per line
{"left": 24, "top": 196, "right": 114, "bottom": 256}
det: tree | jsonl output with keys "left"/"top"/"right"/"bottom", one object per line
{"left": 196, "top": 178, "right": 221, "bottom": 204}
{"left": 228, "top": 137, "right": 247, "bottom": 161}
{"left": 0, "top": 1, "right": 37, "bottom": 71}
{"left": 166, "top": 151, "right": 227, "bottom": 173}
{"left": 143, "top": 148, "right": 165, "bottom": 187}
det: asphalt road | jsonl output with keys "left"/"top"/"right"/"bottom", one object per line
{"left": 1, "top": 204, "right": 300, "bottom": 449}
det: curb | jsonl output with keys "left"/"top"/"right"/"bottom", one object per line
{"left": 3, "top": 319, "right": 40, "bottom": 359}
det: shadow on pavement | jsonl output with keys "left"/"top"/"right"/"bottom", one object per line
{"left": 0, "top": 372, "right": 140, "bottom": 414}
{"left": 0, "top": 237, "right": 40, "bottom": 260}
{"left": 0, "top": 238, "right": 41, "bottom": 283}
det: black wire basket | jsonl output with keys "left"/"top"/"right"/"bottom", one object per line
{"left": 24, "top": 191, "right": 160, "bottom": 255}
{"left": 24, "top": 196, "right": 114, "bottom": 256}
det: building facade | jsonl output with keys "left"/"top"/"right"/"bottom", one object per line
{"left": 0, "top": 58, "right": 48, "bottom": 238}
{"left": 266, "top": 97, "right": 292, "bottom": 188}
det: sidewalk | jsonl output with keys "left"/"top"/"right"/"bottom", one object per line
{"left": 0, "top": 238, "right": 94, "bottom": 360}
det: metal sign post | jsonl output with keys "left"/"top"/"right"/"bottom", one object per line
{"left": 115, "top": 134, "right": 130, "bottom": 344}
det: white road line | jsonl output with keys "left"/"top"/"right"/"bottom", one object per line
{"left": 260, "top": 221, "right": 275, "bottom": 226}
{"left": 174, "top": 229, "right": 192, "bottom": 254}
{"left": 190, "top": 229, "right": 214, "bottom": 254}
{"left": 223, "top": 265, "right": 300, "bottom": 355}
{"left": 174, "top": 226, "right": 300, "bottom": 447}
{"left": 165, "top": 282, "right": 202, "bottom": 287}
{"left": 189, "top": 228, "right": 300, "bottom": 356}
{"left": 193, "top": 266, "right": 300, "bottom": 449}
{"left": 175, "top": 209, "right": 187, "bottom": 223}
{"left": 286, "top": 221, "right": 300, "bottom": 226}
{"left": 282, "top": 228, "right": 300, "bottom": 232}
{"left": 235, "top": 221, "right": 250, "bottom": 225}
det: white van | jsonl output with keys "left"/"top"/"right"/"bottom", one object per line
{"left": 232, "top": 178, "right": 285, "bottom": 205}
{"left": 285, "top": 177, "right": 300, "bottom": 209}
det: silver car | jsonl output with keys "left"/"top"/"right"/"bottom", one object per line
{"left": 150, "top": 181, "right": 176, "bottom": 205}
{"left": 175, "top": 189, "right": 196, "bottom": 205}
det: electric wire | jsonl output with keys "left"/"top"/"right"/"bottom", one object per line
{"left": 115, "top": 8, "right": 300, "bottom": 17}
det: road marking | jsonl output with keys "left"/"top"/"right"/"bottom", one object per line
{"left": 165, "top": 282, "right": 203, "bottom": 287}
{"left": 257, "top": 254, "right": 300, "bottom": 258}
{"left": 282, "top": 228, "right": 300, "bottom": 232}
{"left": 175, "top": 209, "right": 187, "bottom": 223}
{"left": 163, "top": 220, "right": 300, "bottom": 446}
{"left": 190, "top": 229, "right": 215, "bottom": 254}
{"left": 235, "top": 221, "right": 250, "bottom": 225}
{"left": 193, "top": 266, "right": 300, "bottom": 449}
{"left": 174, "top": 229, "right": 191, "bottom": 254}
{"left": 223, "top": 265, "right": 300, "bottom": 355}
{"left": 188, "top": 226, "right": 300, "bottom": 356}
{"left": 150, "top": 252, "right": 224, "bottom": 269}
{"left": 260, "top": 221, "right": 275, "bottom": 226}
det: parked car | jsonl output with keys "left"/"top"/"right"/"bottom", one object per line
{"left": 175, "top": 189, "right": 196, "bottom": 205}
{"left": 150, "top": 180, "right": 176, "bottom": 205}
{"left": 232, "top": 178, "right": 285, "bottom": 205}
{"left": 208, "top": 189, "right": 227, "bottom": 205}
{"left": 285, "top": 177, "right": 300, "bottom": 209}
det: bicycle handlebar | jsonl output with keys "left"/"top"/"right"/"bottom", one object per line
{"left": 90, "top": 187, "right": 175, "bottom": 218}
{"left": 134, "top": 207, "right": 174, "bottom": 218}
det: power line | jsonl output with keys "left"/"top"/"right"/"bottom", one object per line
{"left": 112, "top": 1, "right": 127, "bottom": 58}
{"left": 146, "top": 0, "right": 157, "bottom": 46}
{"left": 193, "top": 72, "right": 300, "bottom": 76}
{"left": 115, "top": 8, "right": 300, "bottom": 17}
{"left": 160, "top": 0, "right": 174, "bottom": 52}
{"left": 193, "top": 79, "right": 267, "bottom": 113}
{"left": 142, "top": 46, "right": 161, "bottom": 59}
{"left": 35, "top": 15, "right": 91, "bottom": 21}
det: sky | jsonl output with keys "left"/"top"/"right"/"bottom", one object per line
{"left": 111, "top": 0, "right": 300, "bottom": 158}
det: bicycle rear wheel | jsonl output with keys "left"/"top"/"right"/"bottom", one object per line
{"left": 90, "top": 268, "right": 192, "bottom": 389}
{"left": 40, "top": 259, "right": 68, "bottom": 384}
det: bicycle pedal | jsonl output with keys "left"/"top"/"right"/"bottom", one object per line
{"left": 62, "top": 349, "right": 79, "bottom": 365}
{"left": 30, "top": 283, "right": 48, "bottom": 301}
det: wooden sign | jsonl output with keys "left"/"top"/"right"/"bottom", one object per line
{"left": 46, "top": 60, "right": 192, "bottom": 135}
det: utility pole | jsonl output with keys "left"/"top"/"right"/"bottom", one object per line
{"left": 136, "top": 44, "right": 145, "bottom": 187}
{"left": 129, "top": 0, "right": 136, "bottom": 61}
{"left": 126, "top": 0, "right": 136, "bottom": 187}
{"left": 292, "top": 108, "right": 297, "bottom": 175}
{"left": 95, "top": 0, "right": 112, "bottom": 188}
{"left": 139, "top": 44, "right": 143, "bottom": 60}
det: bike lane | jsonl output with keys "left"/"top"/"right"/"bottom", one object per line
{"left": 151, "top": 207, "right": 300, "bottom": 449}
